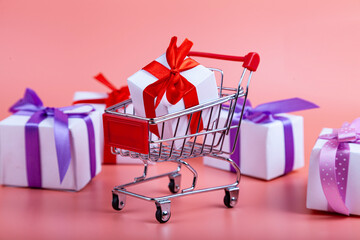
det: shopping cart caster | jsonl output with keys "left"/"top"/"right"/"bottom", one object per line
{"left": 168, "top": 173, "right": 181, "bottom": 193}
{"left": 155, "top": 200, "right": 171, "bottom": 223}
{"left": 112, "top": 192, "right": 126, "bottom": 211}
{"left": 223, "top": 187, "right": 239, "bottom": 208}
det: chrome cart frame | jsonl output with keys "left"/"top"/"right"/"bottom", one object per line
{"left": 103, "top": 51, "right": 260, "bottom": 223}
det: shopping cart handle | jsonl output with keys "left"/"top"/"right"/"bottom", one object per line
{"left": 188, "top": 51, "right": 260, "bottom": 72}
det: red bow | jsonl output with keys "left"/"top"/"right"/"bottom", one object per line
{"left": 143, "top": 36, "right": 203, "bottom": 137}
{"left": 73, "top": 73, "right": 130, "bottom": 108}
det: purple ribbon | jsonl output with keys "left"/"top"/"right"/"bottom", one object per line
{"left": 9, "top": 88, "right": 97, "bottom": 188}
{"left": 318, "top": 119, "right": 360, "bottom": 215}
{"left": 229, "top": 97, "right": 318, "bottom": 174}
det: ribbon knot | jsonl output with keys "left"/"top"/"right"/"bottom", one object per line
{"left": 319, "top": 125, "right": 360, "bottom": 143}
{"left": 170, "top": 68, "right": 179, "bottom": 75}
{"left": 142, "top": 36, "right": 203, "bottom": 137}
{"left": 10, "top": 88, "right": 97, "bottom": 188}
{"left": 41, "top": 107, "right": 55, "bottom": 116}
{"left": 45, "top": 107, "right": 54, "bottom": 112}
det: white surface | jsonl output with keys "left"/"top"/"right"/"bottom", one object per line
{"left": 127, "top": 54, "right": 219, "bottom": 148}
{"left": 306, "top": 128, "right": 360, "bottom": 215}
{"left": 0, "top": 111, "right": 102, "bottom": 191}
{"left": 203, "top": 111, "right": 305, "bottom": 180}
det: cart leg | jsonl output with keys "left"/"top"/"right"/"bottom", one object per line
{"left": 112, "top": 190, "right": 126, "bottom": 211}
{"left": 168, "top": 172, "right": 181, "bottom": 193}
{"left": 223, "top": 187, "right": 239, "bottom": 208}
{"left": 178, "top": 159, "right": 198, "bottom": 193}
{"left": 134, "top": 160, "right": 148, "bottom": 182}
{"left": 155, "top": 199, "right": 171, "bottom": 223}
{"left": 211, "top": 155, "right": 241, "bottom": 186}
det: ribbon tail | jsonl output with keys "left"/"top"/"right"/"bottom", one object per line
{"left": 273, "top": 116, "right": 294, "bottom": 175}
{"left": 175, "top": 38, "right": 193, "bottom": 65}
{"left": 253, "top": 98, "right": 319, "bottom": 115}
{"left": 73, "top": 98, "right": 107, "bottom": 105}
{"left": 180, "top": 58, "right": 199, "bottom": 71}
{"left": 25, "top": 111, "right": 47, "bottom": 188}
{"left": 54, "top": 109, "right": 72, "bottom": 183}
{"left": 319, "top": 140, "right": 349, "bottom": 215}
{"left": 166, "top": 37, "right": 178, "bottom": 67}
{"left": 10, "top": 88, "right": 44, "bottom": 113}
{"left": 182, "top": 82, "right": 203, "bottom": 134}
{"left": 82, "top": 115, "right": 97, "bottom": 178}
{"left": 94, "top": 73, "right": 117, "bottom": 91}
{"left": 143, "top": 89, "right": 160, "bottom": 137}
{"left": 350, "top": 118, "right": 360, "bottom": 132}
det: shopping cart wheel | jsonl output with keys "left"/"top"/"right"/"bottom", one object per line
{"left": 168, "top": 173, "right": 181, "bottom": 193}
{"left": 155, "top": 200, "right": 171, "bottom": 223}
{"left": 112, "top": 192, "right": 126, "bottom": 211}
{"left": 223, "top": 187, "right": 239, "bottom": 208}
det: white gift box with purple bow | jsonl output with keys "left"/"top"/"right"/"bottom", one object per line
{"left": 203, "top": 98, "right": 318, "bottom": 180}
{"left": 307, "top": 119, "right": 360, "bottom": 216}
{"left": 0, "top": 89, "right": 102, "bottom": 191}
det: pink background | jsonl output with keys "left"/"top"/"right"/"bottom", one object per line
{"left": 1, "top": 0, "right": 360, "bottom": 239}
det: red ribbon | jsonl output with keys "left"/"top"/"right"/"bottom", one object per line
{"left": 73, "top": 73, "right": 130, "bottom": 164}
{"left": 143, "top": 37, "right": 203, "bottom": 137}
{"left": 73, "top": 73, "right": 130, "bottom": 108}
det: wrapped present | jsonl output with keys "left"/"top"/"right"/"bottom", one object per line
{"left": 203, "top": 98, "right": 318, "bottom": 180}
{"left": 73, "top": 73, "right": 143, "bottom": 164}
{"left": 73, "top": 73, "right": 130, "bottom": 109}
{"left": 306, "top": 119, "right": 360, "bottom": 216}
{"left": 0, "top": 89, "right": 102, "bottom": 191}
{"left": 127, "top": 37, "right": 219, "bottom": 148}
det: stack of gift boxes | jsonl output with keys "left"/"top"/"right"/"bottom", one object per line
{"left": 0, "top": 36, "right": 358, "bottom": 217}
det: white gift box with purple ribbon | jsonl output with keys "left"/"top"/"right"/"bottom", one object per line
{"left": 0, "top": 89, "right": 102, "bottom": 191}
{"left": 203, "top": 98, "right": 318, "bottom": 180}
{"left": 307, "top": 119, "right": 360, "bottom": 216}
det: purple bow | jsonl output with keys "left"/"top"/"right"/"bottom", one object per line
{"left": 318, "top": 119, "right": 360, "bottom": 215}
{"left": 10, "top": 88, "right": 97, "bottom": 188}
{"left": 229, "top": 97, "right": 318, "bottom": 174}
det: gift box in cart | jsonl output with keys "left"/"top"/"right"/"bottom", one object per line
{"left": 103, "top": 37, "right": 260, "bottom": 223}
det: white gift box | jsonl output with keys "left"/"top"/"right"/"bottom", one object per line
{"left": 0, "top": 111, "right": 102, "bottom": 191}
{"left": 127, "top": 54, "right": 219, "bottom": 148}
{"left": 73, "top": 91, "right": 145, "bottom": 164}
{"left": 73, "top": 91, "right": 109, "bottom": 111}
{"left": 203, "top": 110, "right": 304, "bottom": 180}
{"left": 306, "top": 128, "right": 360, "bottom": 215}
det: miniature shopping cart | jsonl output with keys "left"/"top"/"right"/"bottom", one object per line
{"left": 103, "top": 51, "right": 260, "bottom": 223}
